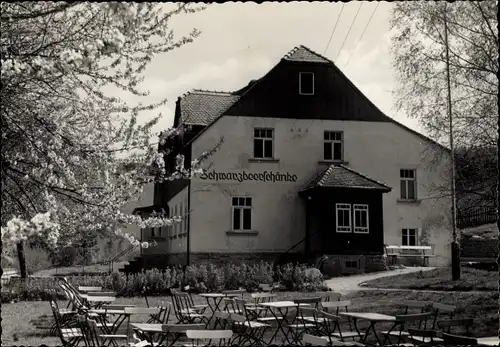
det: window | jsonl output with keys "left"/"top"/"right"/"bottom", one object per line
{"left": 336, "top": 204, "right": 351, "bottom": 233}
{"left": 299, "top": 72, "right": 314, "bottom": 95}
{"left": 253, "top": 128, "right": 274, "bottom": 159}
{"left": 345, "top": 260, "right": 359, "bottom": 269}
{"left": 402, "top": 228, "right": 418, "bottom": 246}
{"left": 353, "top": 205, "right": 369, "bottom": 233}
{"left": 184, "top": 199, "right": 188, "bottom": 234}
{"left": 232, "top": 197, "right": 252, "bottom": 231}
{"left": 400, "top": 169, "right": 417, "bottom": 200}
{"left": 151, "top": 227, "right": 156, "bottom": 238}
{"left": 324, "top": 131, "right": 343, "bottom": 161}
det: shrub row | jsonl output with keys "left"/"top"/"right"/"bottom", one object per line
{"left": 1, "top": 262, "right": 328, "bottom": 302}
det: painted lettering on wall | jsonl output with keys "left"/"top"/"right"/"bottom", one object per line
{"left": 199, "top": 170, "right": 298, "bottom": 183}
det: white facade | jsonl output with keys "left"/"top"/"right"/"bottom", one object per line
{"left": 187, "top": 116, "right": 452, "bottom": 266}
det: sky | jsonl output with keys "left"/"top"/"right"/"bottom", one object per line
{"left": 118, "top": 1, "right": 425, "bottom": 138}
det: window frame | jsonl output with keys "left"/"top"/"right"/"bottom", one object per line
{"left": 253, "top": 128, "right": 274, "bottom": 159}
{"left": 231, "top": 196, "right": 253, "bottom": 231}
{"left": 335, "top": 203, "right": 352, "bottom": 233}
{"left": 353, "top": 204, "right": 369, "bottom": 234}
{"left": 400, "top": 169, "right": 417, "bottom": 200}
{"left": 299, "top": 72, "right": 315, "bottom": 95}
{"left": 402, "top": 228, "right": 418, "bottom": 246}
{"left": 324, "top": 131, "right": 344, "bottom": 162}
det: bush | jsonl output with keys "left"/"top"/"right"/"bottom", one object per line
{"left": 3, "top": 261, "right": 327, "bottom": 301}
{"left": 24, "top": 246, "right": 55, "bottom": 274}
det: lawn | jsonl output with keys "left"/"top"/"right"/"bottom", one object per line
{"left": 360, "top": 267, "right": 497, "bottom": 291}
{"left": 2, "top": 290, "right": 497, "bottom": 346}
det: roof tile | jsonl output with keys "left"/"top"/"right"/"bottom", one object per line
{"left": 302, "top": 164, "right": 392, "bottom": 192}
{"left": 283, "top": 45, "right": 331, "bottom": 64}
{"left": 179, "top": 90, "right": 240, "bottom": 126}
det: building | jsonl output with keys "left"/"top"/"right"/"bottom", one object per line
{"left": 136, "top": 45, "right": 453, "bottom": 272}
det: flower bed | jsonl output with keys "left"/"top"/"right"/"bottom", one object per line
{"left": 1, "top": 261, "right": 328, "bottom": 302}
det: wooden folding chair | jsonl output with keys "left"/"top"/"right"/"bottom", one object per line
{"left": 437, "top": 318, "right": 474, "bottom": 336}
{"left": 146, "top": 302, "right": 172, "bottom": 324}
{"left": 229, "top": 313, "right": 269, "bottom": 346}
{"left": 407, "top": 328, "right": 443, "bottom": 345}
{"left": 78, "top": 315, "right": 128, "bottom": 347}
{"left": 246, "top": 293, "right": 277, "bottom": 320}
{"left": 184, "top": 329, "right": 233, "bottom": 347}
{"left": 172, "top": 292, "right": 209, "bottom": 325}
{"left": 318, "top": 292, "right": 342, "bottom": 303}
{"left": 50, "top": 300, "right": 83, "bottom": 347}
{"left": 294, "top": 296, "right": 323, "bottom": 310}
{"left": 213, "top": 311, "right": 231, "bottom": 330}
{"left": 430, "top": 302, "right": 456, "bottom": 329}
{"left": 442, "top": 332, "right": 478, "bottom": 345}
{"left": 286, "top": 307, "right": 319, "bottom": 344}
{"left": 159, "top": 324, "right": 204, "bottom": 347}
{"left": 381, "top": 312, "right": 433, "bottom": 345}
{"left": 258, "top": 283, "right": 274, "bottom": 292}
{"left": 321, "top": 300, "right": 361, "bottom": 341}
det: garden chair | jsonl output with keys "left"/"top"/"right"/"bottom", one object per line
{"left": 442, "top": 332, "right": 478, "bottom": 345}
{"left": 246, "top": 293, "right": 277, "bottom": 320}
{"left": 172, "top": 292, "right": 210, "bottom": 325}
{"left": 222, "top": 298, "right": 244, "bottom": 315}
{"left": 407, "top": 328, "right": 443, "bottom": 345}
{"left": 294, "top": 296, "right": 323, "bottom": 310}
{"left": 258, "top": 283, "right": 275, "bottom": 292}
{"left": 399, "top": 300, "right": 430, "bottom": 329}
{"left": 77, "top": 315, "right": 128, "bottom": 347}
{"left": 122, "top": 307, "right": 163, "bottom": 346}
{"left": 321, "top": 300, "right": 361, "bottom": 341}
{"left": 212, "top": 311, "right": 231, "bottom": 330}
{"left": 146, "top": 301, "right": 172, "bottom": 324}
{"left": 318, "top": 292, "right": 342, "bottom": 303}
{"left": 229, "top": 313, "right": 270, "bottom": 346}
{"left": 437, "top": 318, "right": 474, "bottom": 336}
{"left": 285, "top": 307, "right": 319, "bottom": 344}
{"left": 158, "top": 324, "right": 204, "bottom": 347}
{"left": 381, "top": 312, "right": 433, "bottom": 345}
{"left": 48, "top": 290, "right": 77, "bottom": 333}
{"left": 50, "top": 299, "right": 84, "bottom": 347}
{"left": 171, "top": 289, "right": 208, "bottom": 314}
{"left": 430, "top": 302, "right": 456, "bottom": 329}
{"left": 318, "top": 310, "right": 365, "bottom": 345}
{"left": 184, "top": 329, "right": 233, "bottom": 347}
{"left": 221, "top": 288, "right": 245, "bottom": 298}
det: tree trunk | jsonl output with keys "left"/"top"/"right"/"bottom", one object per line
{"left": 16, "top": 241, "right": 27, "bottom": 278}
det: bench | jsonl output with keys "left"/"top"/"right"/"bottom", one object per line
{"left": 385, "top": 245, "right": 435, "bottom": 266}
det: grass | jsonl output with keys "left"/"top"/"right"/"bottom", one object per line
{"left": 2, "top": 290, "right": 497, "bottom": 346}
{"left": 360, "top": 267, "right": 497, "bottom": 291}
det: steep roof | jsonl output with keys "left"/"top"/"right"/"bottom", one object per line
{"left": 282, "top": 45, "right": 331, "bottom": 64}
{"left": 302, "top": 164, "right": 392, "bottom": 192}
{"left": 178, "top": 90, "right": 240, "bottom": 126}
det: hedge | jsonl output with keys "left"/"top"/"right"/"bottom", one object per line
{"left": 1, "top": 261, "right": 328, "bottom": 302}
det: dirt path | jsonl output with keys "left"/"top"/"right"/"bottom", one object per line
{"left": 324, "top": 267, "right": 436, "bottom": 294}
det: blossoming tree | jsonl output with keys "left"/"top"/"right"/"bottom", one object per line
{"left": 1, "top": 2, "right": 219, "bottom": 277}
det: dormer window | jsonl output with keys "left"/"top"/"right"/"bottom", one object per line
{"left": 299, "top": 72, "right": 314, "bottom": 95}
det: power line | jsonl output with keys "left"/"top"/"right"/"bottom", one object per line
{"left": 334, "top": 1, "right": 363, "bottom": 62}
{"left": 344, "top": 2, "right": 380, "bottom": 68}
{"left": 323, "top": 3, "right": 345, "bottom": 55}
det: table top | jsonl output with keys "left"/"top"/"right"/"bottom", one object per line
{"left": 339, "top": 312, "right": 396, "bottom": 322}
{"left": 259, "top": 301, "right": 311, "bottom": 308}
{"left": 477, "top": 337, "right": 500, "bottom": 346}
{"left": 130, "top": 323, "right": 163, "bottom": 333}
{"left": 199, "top": 293, "right": 226, "bottom": 298}
{"left": 89, "top": 309, "right": 128, "bottom": 315}
{"left": 85, "top": 296, "right": 116, "bottom": 302}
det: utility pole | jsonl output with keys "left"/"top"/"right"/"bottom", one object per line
{"left": 444, "top": 3, "right": 460, "bottom": 280}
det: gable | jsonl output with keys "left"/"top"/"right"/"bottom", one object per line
{"left": 223, "top": 50, "right": 390, "bottom": 123}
